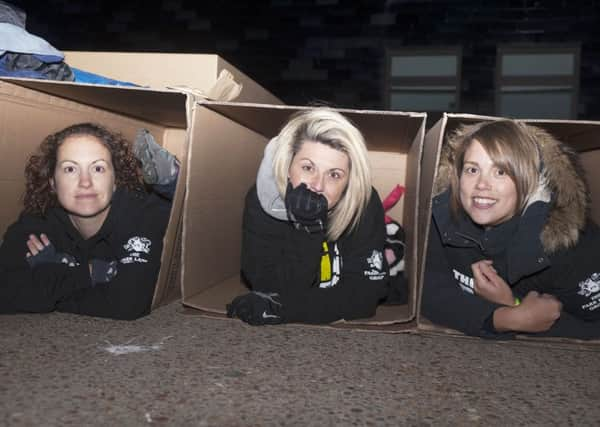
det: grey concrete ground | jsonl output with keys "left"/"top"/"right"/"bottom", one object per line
{"left": 1, "top": 301, "right": 599, "bottom": 427}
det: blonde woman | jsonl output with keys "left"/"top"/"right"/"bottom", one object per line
{"left": 422, "top": 120, "right": 600, "bottom": 339}
{"left": 227, "top": 108, "right": 389, "bottom": 325}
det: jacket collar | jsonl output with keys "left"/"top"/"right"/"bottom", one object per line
{"left": 49, "top": 187, "right": 125, "bottom": 245}
{"left": 433, "top": 190, "right": 551, "bottom": 283}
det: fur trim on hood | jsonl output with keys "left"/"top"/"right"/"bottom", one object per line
{"left": 433, "top": 122, "right": 589, "bottom": 253}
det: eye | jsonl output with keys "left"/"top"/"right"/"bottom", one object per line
{"left": 301, "top": 164, "right": 314, "bottom": 172}
{"left": 495, "top": 168, "right": 508, "bottom": 177}
{"left": 463, "top": 166, "right": 478, "bottom": 175}
{"left": 63, "top": 165, "right": 76, "bottom": 174}
{"left": 329, "top": 171, "right": 343, "bottom": 180}
{"left": 92, "top": 165, "right": 106, "bottom": 173}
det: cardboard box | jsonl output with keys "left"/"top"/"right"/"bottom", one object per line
{"left": 0, "top": 78, "right": 190, "bottom": 309}
{"left": 418, "top": 113, "right": 600, "bottom": 343}
{"left": 63, "top": 51, "right": 282, "bottom": 105}
{"left": 181, "top": 102, "right": 427, "bottom": 330}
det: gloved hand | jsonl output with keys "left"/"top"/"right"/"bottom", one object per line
{"left": 90, "top": 259, "right": 118, "bottom": 286}
{"left": 133, "top": 128, "right": 179, "bottom": 186}
{"left": 26, "top": 242, "right": 77, "bottom": 268}
{"left": 226, "top": 291, "right": 284, "bottom": 325}
{"left": 284, "top": 182, "right": 328, "bottom": 233}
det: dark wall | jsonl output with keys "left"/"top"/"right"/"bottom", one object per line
{"left": 10, "top": 0, "right": 600, "bottom": 119}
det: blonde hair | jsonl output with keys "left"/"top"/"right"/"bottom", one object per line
{"left": 272, "top": 108, "right": 372, "bottom": 241}
{"left": 448, "top": 120, "right": 541, "bottom": 219}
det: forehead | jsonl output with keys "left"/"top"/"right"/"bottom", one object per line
{"left": 57, "top": 134, "right": 111, "bottom": 160}
{"left": 295, "top": 140, "right": 349, "bottom": 169}
{"left": 463, "top": 139, "right": 496, "bottom": 163}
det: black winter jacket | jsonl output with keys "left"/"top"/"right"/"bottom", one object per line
{"left": 0, "top": 188, "right": 171, "bottom": 320}
{"left": 422, "top": 190, "right": 600, "bottom": 339}
{"left": 241, "top": 185, "right": 389, "bottom": 324}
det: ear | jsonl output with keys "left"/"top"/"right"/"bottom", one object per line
{"left": 49, "top": 177, "right": 55, "bottom": 191}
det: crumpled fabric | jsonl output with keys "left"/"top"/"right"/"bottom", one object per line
{"left": 0, "top": 1, "right": 64, "bottom": 58}
{"left": 0, "top": 52, "right": 74, "bottom": 80}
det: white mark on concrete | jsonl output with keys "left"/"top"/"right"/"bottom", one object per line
{"left": 101, "top": 336, "right": 173, "bottom": 355}
{"left": 145, "top": 412, "right": 153, "bottom": 423}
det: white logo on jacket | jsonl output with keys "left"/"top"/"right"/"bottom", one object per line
{"left": 577, "top": 273, "right": 600, "bottom": 297}
{"left": 364, "top": 250, "right": 386, "bottom": 280}
{"left": 124, "top": 237, "right": 151, "bottom": 254}
{"left": 121, "top": 236, "right": 152, "bottom": 264}
{"left": 453, "top": 269, "right": 474, "bottom": 294}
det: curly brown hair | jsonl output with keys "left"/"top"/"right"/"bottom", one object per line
{"left": 24, "top": 123, "right": 144, "bottom": 215}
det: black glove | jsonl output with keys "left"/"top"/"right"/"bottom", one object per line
{"left": 90, "top": 259, "right": 118, "bottom": 286}
{"left": 26, "top": 242, "right": 77, "bottom": 268}
{"left": 284, "top": 182, "right": 328, "bottom": 233}
{"left": 226, "top": 291, "right": 284, "bottom": 325}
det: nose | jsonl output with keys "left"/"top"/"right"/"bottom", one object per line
{"left": 475, "top": 172, "right": 491, "bottom": 190}
{"left": 78, "top": 170, "right": 92, "bottom": 188}
{"left": 308, "top": 172, "right": 325, "bottom": 193}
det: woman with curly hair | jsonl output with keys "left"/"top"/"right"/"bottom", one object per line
{"left": 0, "top": 123, "right": 172, "bottom": 319}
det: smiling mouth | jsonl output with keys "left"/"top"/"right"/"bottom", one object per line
{"left": 473, "top": 197, "right": 496, "bottom": 208}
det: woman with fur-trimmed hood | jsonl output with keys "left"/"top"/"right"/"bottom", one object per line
{"left": 422, "top": 119, "right": 600, "bottom": 339}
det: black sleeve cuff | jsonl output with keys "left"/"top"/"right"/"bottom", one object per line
{"left": 480, "top": 313, "right": 516, "bottom": 340}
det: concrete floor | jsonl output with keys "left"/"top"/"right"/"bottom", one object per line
{"left": 1, "top": 301, "right": 599, "bottom": 426}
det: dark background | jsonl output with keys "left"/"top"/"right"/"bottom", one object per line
{"left": 9, "top": 0, "right": 600, "bottom": 119}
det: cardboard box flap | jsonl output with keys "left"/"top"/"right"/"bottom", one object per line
{"left": 64, "top": 51, "right": 283, "bottom": 105}
{"left": 523, "top": 119, "right": 600, "bottom": 152}
{"left": 1, "top": 77, "right": 188, "bottom": 128}
{"left": 204, "top": 101, "right": 426, "bottom": 152}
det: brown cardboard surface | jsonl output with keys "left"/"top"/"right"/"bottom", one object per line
{"left": 181, "top": 106, "right": 266, "bottom": 304}
{"left": 182, "top": 102, "right": 427, "bottom": 327}
{"left": 419, "top": 113, "right": 600, "bottom": 344}
{"left": 0, "top": 78, "right": 189, "bottom": 310}
{"left": 580, "top": 150, "right": 600, "bottom": 224}
{"left": 63, "top": 51, "right": 282, "bottom": 105}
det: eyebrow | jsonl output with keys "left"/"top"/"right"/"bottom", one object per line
{"left": 58, "top": 158, "right": 109, "bottom": 164}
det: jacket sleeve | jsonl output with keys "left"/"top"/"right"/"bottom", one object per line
{"left": 55, "top": 195, "right": 171, "bottom": 320}
{"left": 543, "top": 224, "right": 600, "bottom": 323}
{"left": 281, "top": 189, "right": 389, "bottom": 324}
{"left": 421, "top": 219, "right": 504, "bottom": 337}
{"left": 0, "top": 219, "right": 92, "bottom": 314}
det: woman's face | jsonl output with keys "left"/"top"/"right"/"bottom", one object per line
{"left": 51, "top": 134, "right": 116, "bottom": 220}
{"left": 288, "top": 140, "right": 350, "bottom": 209}
{"left": 459, "top": 140, "right": 518, "bottom": 228}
